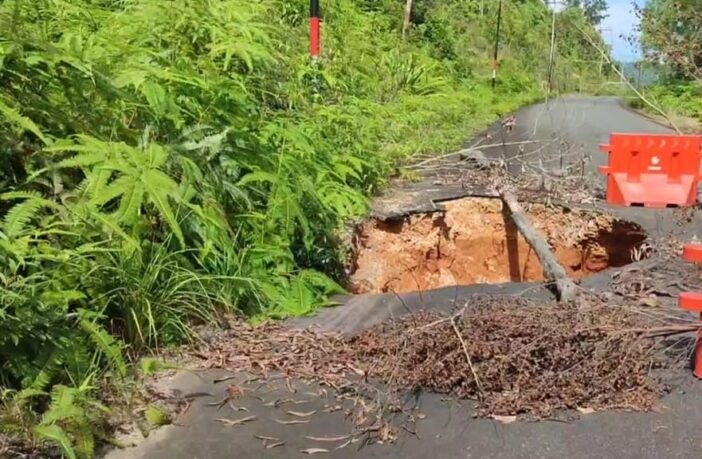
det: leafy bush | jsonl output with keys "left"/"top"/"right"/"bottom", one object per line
{"left": 0, "top": 0, "right": 609, "bottom": 455}
{"left": 646, "top": 82, "right": 702, "bottom": 121}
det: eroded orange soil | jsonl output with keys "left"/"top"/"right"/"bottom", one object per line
{"left": 349, "top": 198, "right": 647, "bottom": 294}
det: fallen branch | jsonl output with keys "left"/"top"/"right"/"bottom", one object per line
{"left": 497, "top": 185, "right": 578, "bottom": 302}
{"left": 639, "top": 325, "right": 701, "bottom": 338}
{"left": 408, "top": 139, "right": 553, "bottom": 168}
{"left": 197, "top": 295, "right": 690, "bottom": 425}
{"left": 450, "top": 317, "right": 484, "bottom": 399}
{"left": 576, "top": 324, "right": 700, "bottom": 337}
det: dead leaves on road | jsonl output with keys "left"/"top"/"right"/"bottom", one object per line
{"left": 304, "top": 435, "right": 351, "bottom": 442}
{"left": 273, "top": 418, "right": 311, "bottom": 425}
{"left": 215, "top": 415, "right": 257, "bottom": 426}
{"left": 263, "top": 398, "right": 311, "bottom": 408}
{"left": 490, "top": 415, "right": 517, "bottom": 424}
{"left": 287, "top": 410, "right": 317, "bottom": 417}
{"left": 254, "top": 434, "right": 279, "bottom": 442}
{"left": 254, "top": 434, "right": 284, "bottom": 449}
{"left": 194, "top": 293, "right": 692, "bottom": 454}
{"left": 301, "top": 448, "right": 329, "bottom": 454}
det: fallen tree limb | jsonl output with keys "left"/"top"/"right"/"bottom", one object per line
{"left": 576, "top": 324, "right": 700, "bottom": 337}
{"left": 408, "top": 139, "right": 553, "bottom": 168}
{"left": 498, "top": 185, "right": 578, "bottom": 302}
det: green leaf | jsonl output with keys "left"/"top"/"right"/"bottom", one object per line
{"left": 89, "top": 175, "right": 133, "bottom": 208}
{"left": 145, "top": 405, "right": 171, "bottom": 427}
{"left": 113, "top": 69, "right": 149, "bottom": 89}
{"left": 298, "top": 270, "right": 346, "bottom": 296}
{"left": 57, "top": 152, "right": 107, "bottom": 168}
{"left": 238, "top": 171, "right": 279, "bottom": 186}
{"left": 114, "top": 179, "right": 145, "bottom": 224}
{"left": 40, "top": 290, "right": 86, "bottom": 311}
{"left": 33, "top": 425, "right": 77, "bottom": 459}
{"left": 79, "top": 316, "right": 127, "bottom": 379}
{"left": 18, "top": 388, "right": 49, "bottom": 400}
{"left": 139, "top": 358, "right": 166, "bottom": 376}
{"left": 142, "top": 170, "right": 184, "bottom": 247}
{"left": 0, "top": 193, "right": 58, "bottom": 238}
{"left": 141, "top": 81, "right": 167, "bottom": 113}
{"left": 0, "top": 98, "right": 50, "bottom": 145}
{"left": 81, "top": 168, "right": 112, "bottom": 199}
{"left": 282, "top": 277, "right": 316, "bottom": 316}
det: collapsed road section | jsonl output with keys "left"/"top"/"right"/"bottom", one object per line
{"left": 349, "top": 197, "right": 648, "bottom": 294}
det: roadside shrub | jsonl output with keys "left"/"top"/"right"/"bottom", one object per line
{"left": 0, "top": 0, "right": 609, "bottom": 455}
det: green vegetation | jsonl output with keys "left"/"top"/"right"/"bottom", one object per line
{"left": 0, "top": 0, "right": 607, "bottom": 455}
{"left": 633, "top": 0, "right": 702, "bottom": 126}
{"left": 631, "top": 82, "right": 702, "bottom": 124}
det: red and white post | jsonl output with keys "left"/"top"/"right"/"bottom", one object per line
{"left": 310, "top": 0, "right": 320, "bottom": 59}
{"left": 679, "top": 244, "right": 702, "bottom": 379}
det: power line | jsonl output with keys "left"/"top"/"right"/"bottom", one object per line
{"left": 547, "top": 5, "right": 556, "bottom": 93}
{"left": 546, "top": 1, "right": 565, "bottom": 95}
{"left": 492, "top": 0, "right": 503, "bottom": 89}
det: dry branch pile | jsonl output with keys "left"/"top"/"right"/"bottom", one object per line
{"left": 198, "top": 296, "right": 692, "bottom": 421}
{"left": 352, "top": 298, "right": 684, "bottom": 417}
{"left": 421, "top": 157, "right": 603, "bottom": 206}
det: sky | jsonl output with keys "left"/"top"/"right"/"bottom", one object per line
{"left": 600, "top": 0, "right": 645, "bottom": 62}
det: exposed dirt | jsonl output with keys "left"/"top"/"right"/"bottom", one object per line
{"left": 349, "top": 197, "right": 648, "bottom": 294}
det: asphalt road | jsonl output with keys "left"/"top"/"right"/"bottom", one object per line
{"left": 502, "top": 96, "right": 670, "bottom": 171}
{"left": 104, "top": 97, "right": 702, "bottom": 459}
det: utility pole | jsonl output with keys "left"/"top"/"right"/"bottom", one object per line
{"left": 598, "top": 27, "right": 613, "bottom": 82}
{"left": 547, "top": 1, "right": 558, "bottom": 94}
{"left": 310, "top": 0, "right": 320, "bottom": 59}
{"left": 402, "top": 0, "right": 413, "bottom": 40}
{"left": 492, "top": 0, "right": 502, "bottom": 89}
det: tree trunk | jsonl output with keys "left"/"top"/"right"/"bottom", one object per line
{"left": 402, "top": 0, "right": 413, "bottom": 39}
{"left": 498, "top": 186, "right": 578, "bottom": 303}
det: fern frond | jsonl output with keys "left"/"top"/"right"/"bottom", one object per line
{"left": 79, "top": 168, "right": 112, "bottom": 200}
{"left": 114, "top": 180, "right": 145, "bottom": 225}
{"left": 238, "top": 171, "right": 279, "bottom": 186}
{"left": 142, "top": 170, "right": 184, "bottom": 247}
{"left": 144, "top": 143, "right": 169, "bottom": 169}
{"left": 0, "top": 98, "right": 50, "bottom": 145}
{"left": 0, "top": 191, "right": 48, "bottom": 201}
{"left": 78, "top": 315, "right": 127, "bottom": 379}
{"left": 74, "top": 421, "right": 95, "bottom": 458}
{"left": 57, "top": 152, "right": 107, "bottom": 169}
{"left": 88, "top": 175, "right": 132, "bottom": 208}
{"left": 0, "top": 193, "right": 58, "bottom": 238}
{"left": 33, "top": 425, "right": 77, "bottom": 459}
{"left": 48, "top": 385, "right": 76, "bottom": 415}
{"left": 18, "top": 388, "right": 49, "bottom": 400}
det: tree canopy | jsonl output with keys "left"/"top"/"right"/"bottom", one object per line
{"left": 639, "top": 0, "right": 702, "bottom": 81}
{"left": 563, "top": 0, "right": 608, "bottom": 25}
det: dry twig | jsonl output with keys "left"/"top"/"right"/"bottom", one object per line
{"left": 450, "top": 317, "right": 484, "bottom": 399}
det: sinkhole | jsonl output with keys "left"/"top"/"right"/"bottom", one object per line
{"left": 348, "top": 197, "right": 648, "bottom": 294}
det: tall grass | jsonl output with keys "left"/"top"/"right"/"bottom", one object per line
{"left": 0, "top": 0, "right": 609, "bottom": 455}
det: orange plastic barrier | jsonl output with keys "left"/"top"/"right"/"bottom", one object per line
{"left": 679, "top": 244, "right": 702, "bottom": 379}
{"left": 599, "top": 133, "right": 702, "bottom": 207}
